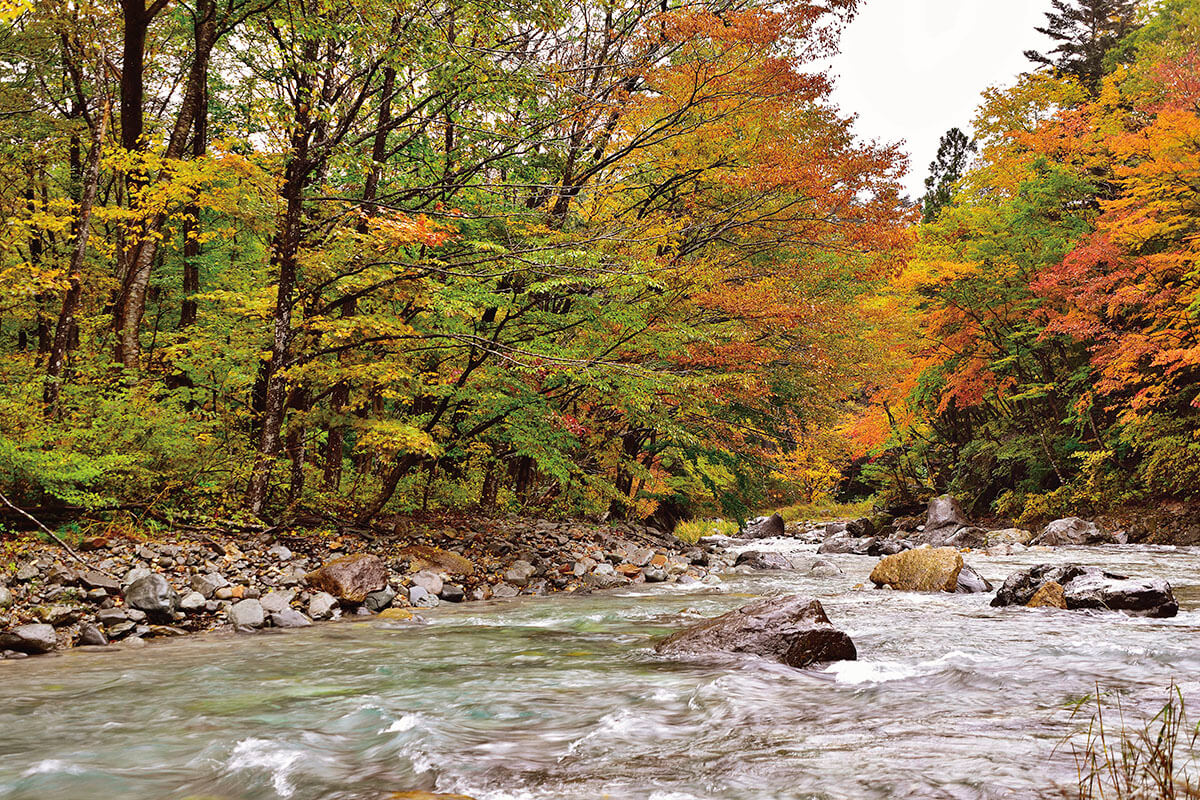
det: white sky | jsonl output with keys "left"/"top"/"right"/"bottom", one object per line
{"left": 828, "top": 0, "right": 1054, "bottom": 198}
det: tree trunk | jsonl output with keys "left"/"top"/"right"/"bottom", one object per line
{"left": 45, "top": 105, "right": 108, "bottom": 417}
{"left": 114, "top": 0, "right": 216, "bottom": 366}
{"left": 244, "top": 36, "right": 318, "bottom": 517}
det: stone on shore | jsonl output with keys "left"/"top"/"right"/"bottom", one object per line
{"left": 77, "top": 623, "right": 109, "bottom": 646}
{"left": 306, "top": 554, "right": 388, "bottom": 603}
{"left": 229, "top": 598, "right": 265, "bottom": 630}
{"left": 125, "top": 574, "right": 180, "bottom": 622}
{"left": 397, "top": 546, "right": 475, "bottom": 576}
{"left": 308, "top": 592, "right": 338, "bottom": 620}
{"left": 926, "top": 495, "right": 968, "bottom": 532}
{"left": 655, "top": 595, "right": 856, "bottom": 668}
{"left": 1031, "top": 517, "right": 1116, "bottom": 547}
{"left": 502, "top": 560, "right": 536, "bottom": 587}
{"left": 0, "top": 623, "right": 57, "bottom": 654}
{"left": 270, "top": 608, "right": 312, "bottom": 628}
{"left": 870, "top": 547, "right": 963, "bottom": 592}
{"left": 259, "top": 590, "right": 295, "bottom": 614}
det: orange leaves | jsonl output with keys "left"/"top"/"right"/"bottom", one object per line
{"left": 365, "top": 212, "right": 454, "bottom": 250}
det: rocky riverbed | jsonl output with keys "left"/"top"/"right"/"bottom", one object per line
{"left": 0, "top": 517, "right": 717, "bottom": 657}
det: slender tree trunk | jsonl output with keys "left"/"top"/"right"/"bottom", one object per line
{"left": 114, "top": 0, "right": 216, "bottom": 366}
{"left": 180, "top": 13, "right": 210, "bottom": 328}
{"left": 45, "top": 106, "right": 108, "bottom": 417}
{"left": 245, "top": 36, "right": 318, "bottom": 517}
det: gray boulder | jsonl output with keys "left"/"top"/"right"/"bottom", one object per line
{"left": 125, "top": 574, "right": 179, "bottom": 622}
{"left": 655, "top": 595, "right": 856, "bottom": 668}
{"left": 189, "top": 572, "right": 229, "bottom": 599}
{"left": 926, "top": 494, "right": 968, "bottom": 531}
{"left": 270, "top": 608, "right": 312, "bottom": 628}
{"left": 410, "top": 571, "right": 444, "bottom": 596}
{"left": 955, "top": 564, "right": 993, "bottom": 594}
{"left": 1031, "top": 517, "right": 1117, "bottom": 547}
{"left": 229, "top": 598, "right": 265, "bottom": 629}
{"left": 0, "top": 623, "right": 57, "bottom": 653}
{"left": 0, "top": 586, "right": 11, "bottom": 609}
{"left": 308, "top": 592, "right": 338, "bottom": 620}
{"left": 439, "top": 584, "right": 465, "bottom": 603}
{"left": 77, "top": 623, "right": 108, "bottom": 647}
{"left": 259, "top": 590, "right": 294, "bottom": 614}
{"left": 364, "top": 587, "right": 396, "bottom": 612}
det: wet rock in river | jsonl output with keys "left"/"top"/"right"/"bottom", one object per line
{"left": 306, "top": 554, "right": 388, "bottom": 603}
{"left": 0, "top": 623, "right": 57, "bottom": 653}
{"left": 364, "top": 587, "right": 396, "bottom": 612}
{"left": 1027, "top": 581, "right": 1067, "bottom": 609}
{"left": 992, "top": 564, "right": 1177, "bottom": 617}
{"left": 985, "top": 528, "right": 1034, "bottom": 547}
{"left": 733, "top": 551, "right": 793, "bottom": 570}
{"left": 655, "top": 595, "right": 856, "bottom": 669}
{"left": 743, "top": 513, "right": 786, "bottom": 539}
{"left": 870, "top": 547, "right": 963, "bottom": 593}
{"left": 125, "top": 574, "right": 180, "bottom": 622}
{"left": 954, "top": 564, "right": 993, "bottom": 594}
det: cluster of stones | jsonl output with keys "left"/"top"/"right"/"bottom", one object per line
{"left": 0, "top": 518, "right": 717, "bottom": 658}
{"left": 704, "top": 496, "right": 1180, "bottom": 619}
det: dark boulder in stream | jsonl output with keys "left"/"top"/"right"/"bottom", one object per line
{"left": 743, "top": 513, "right": 786, "bottom": 539}
{"left": 733, "top": 550, "right": 793, "bottom": 570}
{"left": 991, "top": 564, "right": 1178, "bottom": 617}
{"left": 655, "top": 595, "right": 856, "bottom": 668}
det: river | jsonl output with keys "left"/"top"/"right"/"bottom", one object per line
{"left": 2, "top": 539, "right": 1198, "bottom": 800}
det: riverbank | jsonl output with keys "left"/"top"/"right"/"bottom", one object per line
{"left": 0, "top": 515, "right": 717, "bottom": 657}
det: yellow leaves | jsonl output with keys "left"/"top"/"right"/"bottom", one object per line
{"left": 0, "top": 0, "right": 30, "bottom": 21}
{"left": 355, "top": 419, "right": 439, "bottom": 458}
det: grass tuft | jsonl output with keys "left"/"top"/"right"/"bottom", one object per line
{"left": 1064, "top": 684, "right": 1200, "bottom": 799}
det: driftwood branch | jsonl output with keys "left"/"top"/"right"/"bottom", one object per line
{"left": 0, "top": 491, "right": 104, "bottom": 574}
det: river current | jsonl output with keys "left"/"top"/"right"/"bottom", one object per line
{"left": 1, "top": 539, "right": 1198, "bottom": 800}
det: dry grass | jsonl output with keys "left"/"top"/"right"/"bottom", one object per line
{"left": 673, "top": 518, "right": 738, "bottom": 544}
{"left": 1065, "top": 685, "right": 1200, "bottom": 800}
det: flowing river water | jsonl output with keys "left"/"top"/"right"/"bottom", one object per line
{"left": 2, "top": 538, "right": 1199, "bottom": 800}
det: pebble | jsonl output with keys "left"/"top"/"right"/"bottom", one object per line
{"left": 179, "top": 592, "right": 207, "bottom": 611}
{"left": 270, "top": 609, "right": 312, "bottom": 628}
{"left": 259, "top": 591, "right": 294, "bottom": 614}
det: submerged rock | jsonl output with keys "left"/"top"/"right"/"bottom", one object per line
{"left": 306, "top": 554, "right": 388, "bottom": 603}
{"left": 869, "top": 548, "right": 963, "bottom": 593}
{"left": 992, "top": 564, "right": 1177, "bottom": 617}
{"left": 655, "top": 595, "right": 856, "bottom": 668}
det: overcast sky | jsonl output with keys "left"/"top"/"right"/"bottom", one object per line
{"left": 828, "top": 0, "right": 1054, "bottom": 198}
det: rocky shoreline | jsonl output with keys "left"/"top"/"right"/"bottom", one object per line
{"left": 0, "top": 516, "right": 720, "bottom": 658}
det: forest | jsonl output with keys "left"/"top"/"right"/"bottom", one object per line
{"left": 0, "top": 0, "right": 1196, "bottom": 534}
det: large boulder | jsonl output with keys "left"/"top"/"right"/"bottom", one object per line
{"left": 0, "top": 623, "right": 57, "bottom": 654}
{"left": 125, "top": 574, "right": 180, "bottom": 622}
{"left": 926, "top": 495, "right": 968, "bottom": 532}
{"left": 733, "top": 551, "right": 793, "bottom": 570}
{"left": 655, "top": 595, "right": 856, "bottom": 668}
{"left": 743, "top": 513, "right": 786, "bottom": 540}
{"left": 306, "top": 554, "right": 388, "bottom": 603}
{"left": 991, "top": 564, "right": 1177, "bottom": 617}
{"left": 1031, "top": 517, "right": 1118, "bottom": 547}
{"left": 870, "top": 547, "right": 963, "bottom": 592}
